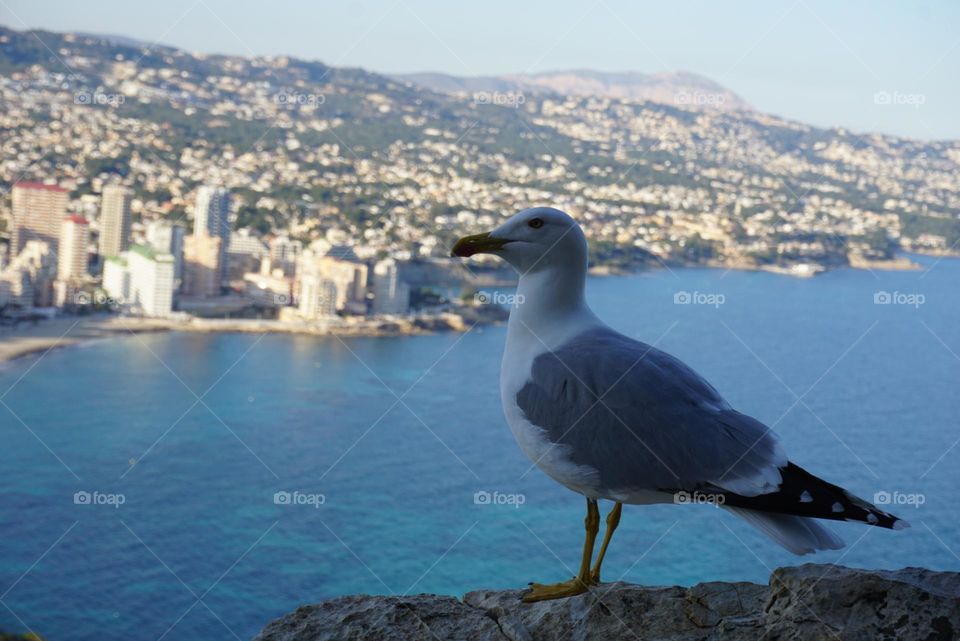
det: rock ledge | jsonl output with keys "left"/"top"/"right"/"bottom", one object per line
{"left": 253, "top": 564, "right": 960, "bottom": 641}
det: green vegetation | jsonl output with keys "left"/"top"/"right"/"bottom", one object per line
{"left": 677, "top": 234, "right": 719, "bottom": 262}
{"left": 900, "top": 212, "right": 960, "bottom": 247}
{"left": 235, "top": 204, "right": 274, "bottom": 235}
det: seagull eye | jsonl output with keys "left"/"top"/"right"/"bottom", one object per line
{"left": 528, "top": 218, "right": 544, "bottom": 229}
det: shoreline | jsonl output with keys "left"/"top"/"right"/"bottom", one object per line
{"left": 0, "top": 316, "right": 148, "bottom": 365}
{"left": 1, "top": 251, "right": 954, "bottom": 366}
{"left": 589, "top": 252, "right": 930, "bottom": 278}
{"left": 0, "top": 309, "right": 506, "bottom": 365}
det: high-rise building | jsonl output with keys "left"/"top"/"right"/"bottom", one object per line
{"left": 145, "top": 220, "right": 185, "bottom": 282}
{"left": 371, "top": 258, "right": 412, "bottom": 315}
{"left": 10, "top": 182, "right": 68, "bottom": 257}
{"left": 98, "top": 184, "right": 132, "bottom": 258}
{"left": 226, "top": 229, "right": 268, "bottom": 281}
{"left": 0, "top": 240, "right": 56, "bottom": 307}
{"left": 53, "top": 215, "right": 90, "bottom": 306}
{"left": 102, "top": 255, "right": 131, "bottom": 305}
{"left": 297, "top": 273, "right": 338, "bottom": 319}
{"left": 269, "top": 235, "right": 302, "bottom": 276}
{"left": 182, "top": 233, "right": 222, "bottom": 298}
{"left": 102, "top": 245, "right": 174, "bottom": 317}
{"left": 296, "top": 247, "right": 368, "bottom": 317}
{"left": 193, "top": 186, "right": 231, "bottom": 282}
{"left": 58, "top": 215, "right": 90, "bottom": 281}
{"left": 128, "top": 245, "right": 174, "bottom": 316}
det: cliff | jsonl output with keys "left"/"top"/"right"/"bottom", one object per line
{"left": 252, "top": 564, "right": 960, "bottom": 641}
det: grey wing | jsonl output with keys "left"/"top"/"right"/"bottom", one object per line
{"left": 515, "top": 327, "right": 787, "bottom": 495}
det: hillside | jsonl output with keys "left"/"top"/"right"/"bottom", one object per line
{"left": 1, "top": 24, "right": 958, "bottom": 271}
{"left": 393, "top": 69, "right": 753, "bottom": 111}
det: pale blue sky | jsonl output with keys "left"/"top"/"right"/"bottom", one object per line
{"left": 2, "top": 0, "right": 958, "bottom": 139}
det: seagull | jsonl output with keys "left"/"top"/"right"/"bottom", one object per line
{"left": 452, "top": 207, "right": 908, "bottom": 602}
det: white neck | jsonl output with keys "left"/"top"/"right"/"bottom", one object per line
{"left": 505, "top": 265, "right": 600, "bottom": 353}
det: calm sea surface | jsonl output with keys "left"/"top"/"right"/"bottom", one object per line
{"left": 1, "top": 256, "right": 958, "bottom": 640}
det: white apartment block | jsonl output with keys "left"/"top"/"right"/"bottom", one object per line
{"left": 58, "top": 215, "right": 90, "bottom": 281}
{"left": 103, "top": 245, "right": 175, "bottom": 317}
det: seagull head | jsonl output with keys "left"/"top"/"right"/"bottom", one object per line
{"left": 450, "top": 207, "right": 587, "bottom": 275}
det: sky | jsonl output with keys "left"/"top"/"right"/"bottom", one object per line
{"left": 2, "top": 0, "right": 958, "bottom": 140}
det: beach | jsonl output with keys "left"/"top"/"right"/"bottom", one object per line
{"left": 0, "top": 315, "right": 168, "bottom": 364}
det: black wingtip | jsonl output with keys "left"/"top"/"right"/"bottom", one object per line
{"left": 714, "top": 463, "right": 912, "bottom": 531}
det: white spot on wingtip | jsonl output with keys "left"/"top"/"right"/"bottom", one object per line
{"left": 892, "top": 519, "right": 911, "bottom": 530}
{"left": 832, "top": 502, "right": 844, "bottom": 513}
{"left": 799, "top": 490, "right": 813, "bottom": 503}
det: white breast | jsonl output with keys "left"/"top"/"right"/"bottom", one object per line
{"left": 501, "top": 375, "right": 603, "bottom": 497}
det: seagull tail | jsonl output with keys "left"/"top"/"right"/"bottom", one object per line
{"left": 717, "top": 462, "right": 910, "bottom": 530}
{"left": 724, "top": 506, "right": 846, "bottom": 555}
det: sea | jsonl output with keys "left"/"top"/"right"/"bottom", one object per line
{"left": 1, "top": 255, "right": 958, "bottom": 640}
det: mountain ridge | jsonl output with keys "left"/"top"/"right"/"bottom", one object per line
{"left": 392, "top": 68, "right": 753, "bottom": 111}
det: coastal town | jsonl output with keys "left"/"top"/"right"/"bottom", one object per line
{"left": 1, "top": 26, "right": 959, "bottom": 348}
{"left": 0, "top": 176, "right": 509, "bottom": 362}
{"left": 2, "top": 179, "right": 484, "bottom": 320}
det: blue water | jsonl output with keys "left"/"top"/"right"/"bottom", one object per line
{"left": 1, "top": 257, "right": 959, "bottom": 640}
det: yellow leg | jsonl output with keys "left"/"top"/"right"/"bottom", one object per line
{"left": 523, "top": 498, "right": 600, "bottom": 603}
{"left": 576, "top": 498, "right": 601, "bottom": 581}
{"left": 590, "top": 502, "right": 622, "bottom": 584}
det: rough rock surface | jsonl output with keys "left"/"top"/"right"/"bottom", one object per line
{"left": 252, "top": 564, "right": 960, "bottom": 641}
